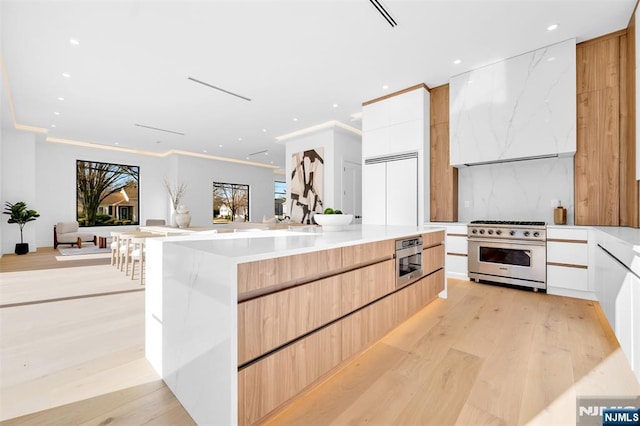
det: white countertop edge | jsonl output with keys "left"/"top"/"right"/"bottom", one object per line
{"left": 146, "top": 224, "right": 446, "bottom": 263}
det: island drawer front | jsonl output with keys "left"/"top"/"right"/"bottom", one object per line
{"left": 423, "top": 243, "right": 445, "bottom": 275}
{"left": 238, "top": 322, "right": 342, "bottom": 426}
{"left": 341, "top": 239, "right": 395, "bottom": 267}
{"left": 340, "top": 259, "right": 395, "bottom": 315}
{"left": 395, "top": 269, "right": 445, "bottom": 327}
{"left": 239, "top": 268, "right": 445, "bottom": 425}
{"left": 237, "top": 247, "right": 341, "bottom": 293}
{"left": 238, "top": 275, "right": 342, "bottom": 365}
{"left": 422, "top": 230, "right": 445, "bottom": 248}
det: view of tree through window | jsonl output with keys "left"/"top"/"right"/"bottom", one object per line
{"left": 213, "top": 182, "right": 250, "bottom": 223}
{"left": 76, "top": 160, "right": 139, "bottom": 227}
{"left": 274, "top": 181, "right": 286, "bottom": 219}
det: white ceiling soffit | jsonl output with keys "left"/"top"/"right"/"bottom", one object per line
{"left": 1, "top": 0, "right": 635, "bottom": 171}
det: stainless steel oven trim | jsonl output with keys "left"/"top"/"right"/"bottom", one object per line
{"left": 468, "top": 238, "right": 546, "bottom": 290}
{"left": 395, "top": 237, "right": 424, "bottom": 288}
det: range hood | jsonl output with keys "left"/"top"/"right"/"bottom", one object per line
{"left": 449, "top": 39, "right": 576, "bottom": 168}
{"left": 462, "top": 153, "right": 560, "bottom": 167}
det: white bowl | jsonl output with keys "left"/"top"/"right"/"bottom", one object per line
{"left": 313, "top": 214, "right": 354, "bottom": 231}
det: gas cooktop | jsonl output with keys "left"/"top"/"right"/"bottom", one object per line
{"left": 469, "top": 220, "right": 546, "bottom": 226}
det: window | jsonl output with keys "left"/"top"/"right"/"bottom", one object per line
{"left": 274, "top": 181, "right": 286, "bottom": 219}
{"left": 76, "top": 160, "right": 139, "bottom": 227}
{"left": 213, "top": 182, "right": 250, "bottom": 223}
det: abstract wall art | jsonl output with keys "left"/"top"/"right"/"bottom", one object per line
{"left": 290, "top": 148, "right": 324, "bottom": 224}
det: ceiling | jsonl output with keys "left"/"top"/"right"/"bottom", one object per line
{"left": 1, "top": 0, "right": 636, "bottom": 173}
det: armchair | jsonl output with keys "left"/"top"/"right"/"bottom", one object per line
{"left": 54, "top": 221, "right": 97, "bottom": 249}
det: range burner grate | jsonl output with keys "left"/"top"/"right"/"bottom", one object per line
{"left": 469, "top": 220, "right": 546, "bottom": 226}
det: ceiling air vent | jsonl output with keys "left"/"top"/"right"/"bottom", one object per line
{"left": 368, "top": 0, "right": 397, "bottom": 28}
{"left": 188, "top": 77, "right": 251, "bottom": 102}
{"left": 134, "top": 123, "right": 185, "bottom": 136}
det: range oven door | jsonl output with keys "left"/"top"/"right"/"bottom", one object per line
{"left": 468, "top": 238, "right": 546, "bottom": 290}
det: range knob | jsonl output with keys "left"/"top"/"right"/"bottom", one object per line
{"left": 471, "top": 229, "right": 478, "bottom": 234}
{"left": 533, "top": 231, "right": 540, "bottom": 237}
{"left": 510, "top": 230, "right": 516, "bottom": 236}
{"left": 524, "top": 231, "right": 530, "bottom": 237}
{"left": 479, "top": 229, "right": 485, "bottom": 234}
{"left": 496, "top": 230, "right": 502, "bottom": 235}
{"left": 488, "top": 229, "right": 494, "bottom": 235}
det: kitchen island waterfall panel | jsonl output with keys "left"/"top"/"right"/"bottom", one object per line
{"left": 450, "top": 38, "right": 576, "bottom": 166}
{"left": 145, "top": 225, "right": 446, "bottom": 425}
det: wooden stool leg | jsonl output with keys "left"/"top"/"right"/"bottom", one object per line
{"left": 77, "top": 237, "right": 82, "bottom": 249}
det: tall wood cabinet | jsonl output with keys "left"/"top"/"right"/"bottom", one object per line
{"left": 429, "top": 84, "right": 458, "bottom": 222}
{"left": 575, "top": 29, "right": 638, "bottom": 227}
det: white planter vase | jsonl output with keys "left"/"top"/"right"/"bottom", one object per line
{"left": 175, "top": 205, "right": 192, "bottom": 228}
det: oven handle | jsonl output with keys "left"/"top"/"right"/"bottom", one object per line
{"left": 467, "top": 238, "right": 545, "bottom": 247}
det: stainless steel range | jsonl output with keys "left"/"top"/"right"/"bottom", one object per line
{"left": 467, "top": 220, "right": 546, "bottom": 291}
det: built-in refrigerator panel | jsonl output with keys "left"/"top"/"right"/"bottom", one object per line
{"left": 362, "top": 153, "right": 418, "bottom": 226}
{"left": 362, "top": 161, "right": 387, "bottom": 225}
{"left": 386, "top": 157, "right": 417, "bottom": 226}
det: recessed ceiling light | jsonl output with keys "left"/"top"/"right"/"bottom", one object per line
{"left": 246, "top": 156, "right": 250, "bottom": 160}
{"left": 62, "top": 72, "right": 71, "bottom": 78}
{"left": 332, "top": 103, "right": 339, "bottom": 108}
{"left": 69, "top": 39, "right": 80, "bottom": 46}
{"left": 270, "top": 161, "right": 274, "bottom": 164}
{"left": 203, "top": 150, "right": 208, "bottom": 153}
{"left": 264, "top": 151, "right": 269, "bottom": 156}
{"left": 238, "top": 137, "right": 242, "bottom": 141}
{"left": 57, "top": 97, "right": 65, "bottom": 101}
{"left": 453, "top": 59, "right": 462, "bottom": 65}
{"left": 262, "top": 128, "right": 267, "bottom": 133}
{"left": 218, "top": 144, "right": 223, "bottom": 148}
{"left": 54, "top": 111, "right": 60, "bottom": 115}
{"left": 547, "top": 24, "right": 558, "bottom": 31}
{"left": 293, "top": 118, "right": 298, "bottom": 122}
{"left": 547, "top": 56, "right": 557, "bottom": 62}
{"left": 115, "top": 142, "right": 119, "bottom": 145}
{"left": 51, "top": 124, "right": 56, "bottom": 128}
{"left": 382, "top": 85, "right": 389, "bottom": 90}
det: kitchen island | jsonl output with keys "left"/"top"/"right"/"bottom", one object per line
{"left": 144, "top": 224, "right": 446, "bottom": 425}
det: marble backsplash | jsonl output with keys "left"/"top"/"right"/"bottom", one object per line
{"left": 457, "top": 156, "right": 574, "bottom": 225}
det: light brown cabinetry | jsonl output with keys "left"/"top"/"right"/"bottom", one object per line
{"left": 429, "top": 84, "right": 458, "bottom": 222}
{"left": 237, "top": 248, "right": 341, "bottom": 294}
{"left": 237, "top": 275, "right": 342, "bottom": 365}
{"left": 237, "top": 235, "right": 445, "bottom": 425}
{"left": 575, "top": 30, "right": 638, "bottom": 227}
{"left": 238, "top": 322, "right": 342, "bottom": 426}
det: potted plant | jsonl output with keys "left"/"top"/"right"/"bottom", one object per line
{"left": 3, "top": 201, "right": 40, "bottom": 255}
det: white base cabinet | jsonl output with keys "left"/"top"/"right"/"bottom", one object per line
{"left": 546, "top": 227, "right": 595, "bottom": 300}
{"left": 594, "top": 243, "right": 640, "bottom": 383}
{"left": 441, "top": 224, "right": 468, "bottom": 280}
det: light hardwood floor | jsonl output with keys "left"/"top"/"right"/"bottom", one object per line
{"left": 1, "top": 249, "right": 638, "bottom": 425}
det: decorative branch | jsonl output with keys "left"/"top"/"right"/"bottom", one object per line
{"left": 164, "top": 178, "right": 187, "bottom": 211}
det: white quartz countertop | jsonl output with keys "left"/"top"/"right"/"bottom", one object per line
{"left": 594, "top": 226, "right": 640, "bottom": 253}
{"left": 150, "top": 224, "right": 445, "bottom": 263}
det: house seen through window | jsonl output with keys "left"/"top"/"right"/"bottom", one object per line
{"left": 213, "top": 182, "right": 250, "bottom": 223}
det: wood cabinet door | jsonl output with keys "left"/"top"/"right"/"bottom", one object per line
{"left": 238, "top": 322, "right": 342, "bottom": 426}
{"left": 340, "top": 259, "right": 395, "bottom": 315}
{"left": 341, "top": 239, "right": 394, "bottom": 267}
{"left": 238, "top": 275, "right": 341, "bottom": 365}
{"left": 237, "top": 248, "right": 341, "bottom": 295}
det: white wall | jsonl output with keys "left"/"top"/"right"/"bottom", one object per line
{"left": 174, "top": 154, "right": 275, "bottom": 225}
{"left": 1, "top": 130, "right": 37, "bottom": 254}
{"left": 333, "top": 127, "right": 362, "bottom": 212}
{"left": 0, "top": 132, "right": 280, "bottom": 253}
{"left": 457, "top": 156, "right": 574, "bottom": 224}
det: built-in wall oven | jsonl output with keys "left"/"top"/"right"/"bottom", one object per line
{"left": 467, "top": 221, "right": 546, "bottom": 291}
{"left": 396, "top": 236, "right": 423, "bottom": 287}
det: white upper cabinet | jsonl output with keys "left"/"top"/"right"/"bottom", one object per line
{"left": 362, "top": 87, "right": 428, "bottom": 158}
{"left": 449, "top": 39, "right": 577, "bottom": 167}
